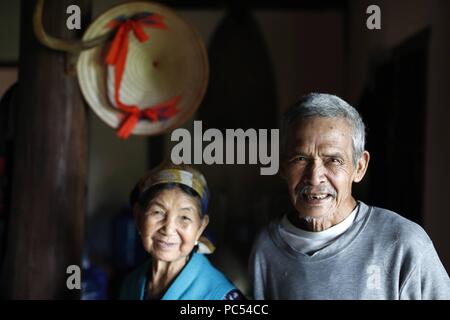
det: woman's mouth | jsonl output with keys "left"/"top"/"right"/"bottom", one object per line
{"left": 154, "top": 239, "right": 178, "bottom": 250}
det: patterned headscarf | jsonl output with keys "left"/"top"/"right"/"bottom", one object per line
{"left": 130, "top": 162, "right": 210, "bottom": 215}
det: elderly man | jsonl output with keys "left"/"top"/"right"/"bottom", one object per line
{"left": 249, "top": 93, "right": 450, "bottom": 299}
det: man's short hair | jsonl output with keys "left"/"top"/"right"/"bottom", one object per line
{"left": 281, "top": 93, "right": 366, "bottom": 165}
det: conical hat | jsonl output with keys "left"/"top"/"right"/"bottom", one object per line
{"left": 77, "top": 2, "right": 208, "bottom": 138}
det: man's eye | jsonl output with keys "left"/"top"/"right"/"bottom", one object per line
{"left": 291, "top": 156, "right": 307, "bottom": 163}
{"left": 181, "top": 216, "right": 192, "bottom": 222}
{"left": 330, "top": 158, "right": 343, "bottom": 164}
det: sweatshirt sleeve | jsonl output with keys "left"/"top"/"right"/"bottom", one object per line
{"left": 399, "top": 241, "right": 450, "bottom": 300}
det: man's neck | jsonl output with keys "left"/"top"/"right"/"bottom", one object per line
{"left": 289, "top": 199, "right": 357, "bottom": 232}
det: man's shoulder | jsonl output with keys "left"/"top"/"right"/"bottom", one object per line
{"left": 367, "top": 204, "right": 432, "bottom": 247}
{"left": 251, "top": 220, "right": 281, "bottom": 254}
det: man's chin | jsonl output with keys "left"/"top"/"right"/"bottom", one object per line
{"left": 295, "top": 202, "right": 334, "bottom": 220}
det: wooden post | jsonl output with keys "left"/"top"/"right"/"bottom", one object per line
{"left": 1, "top": 0, "right": 90, "bottom": 299}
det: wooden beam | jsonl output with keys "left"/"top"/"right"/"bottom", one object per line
{"left": 1, "top": 0, "right": 90, "bottom": 299}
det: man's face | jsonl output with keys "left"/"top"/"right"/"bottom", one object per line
{"left": 282, "top": 117, "right": 367, "bottom": 220}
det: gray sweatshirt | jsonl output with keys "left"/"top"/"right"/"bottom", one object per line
{"left": 249, "top": 201, "right": 450, "bottom": 299}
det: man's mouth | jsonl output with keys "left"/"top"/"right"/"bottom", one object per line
{"left": 303, "top": 193, "right": 331, "bottom": 200}
{"left": 300, "top": 192, "right": 334, "bottom": 204}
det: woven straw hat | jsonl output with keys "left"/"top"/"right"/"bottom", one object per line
{"left": 77, "top": 2, "right": 208, "bottom": 138}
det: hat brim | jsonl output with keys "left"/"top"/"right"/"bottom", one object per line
{"left": 77, "top": 1, "right": 208, "bottom": 136}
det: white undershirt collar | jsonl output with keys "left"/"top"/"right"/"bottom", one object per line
{"left": 279, "top": 204, "right": 359, "bottom": 254}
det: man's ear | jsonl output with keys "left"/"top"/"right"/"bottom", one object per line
{"left": 354, "top": 151, "right": 370, "bottom": 183}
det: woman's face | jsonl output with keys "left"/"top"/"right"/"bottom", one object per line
{"left": 136, "top": 187, "right": 209, "bottom": 263}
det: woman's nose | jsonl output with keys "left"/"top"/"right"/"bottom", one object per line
{"left": 161, "top": 215, "right": 177, "bottom": 234}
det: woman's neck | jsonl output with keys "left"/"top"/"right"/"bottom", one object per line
{"left": 147, "top": 256, "right": 189, "bottom": 299}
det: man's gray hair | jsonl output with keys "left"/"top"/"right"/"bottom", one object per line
{"left": 281, "top": 93, "right": 366, "bottom": 165}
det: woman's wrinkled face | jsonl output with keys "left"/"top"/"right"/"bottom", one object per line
{"left": 136, "top": 187, "right": 208, "bottom": 263}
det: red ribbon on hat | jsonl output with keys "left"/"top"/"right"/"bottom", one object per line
{"left": 105, "top": 13, "right": 180, "bottom": 139}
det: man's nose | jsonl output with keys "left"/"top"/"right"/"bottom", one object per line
{"left": 304, "top": 161, "right": 326, "bottom": 186}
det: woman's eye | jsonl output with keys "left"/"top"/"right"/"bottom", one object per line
{"left": 150, "top": 209, "right": 164, "bottom": 216}
{"left": 181, "top": 216, "right": 192, "bottom": 222}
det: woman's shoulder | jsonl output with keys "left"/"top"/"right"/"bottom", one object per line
{"left": 184, "top": 252, "right": 243, "bottom": 299}
{"left": 189, "top": 253, "right": 232, "bottom": 284}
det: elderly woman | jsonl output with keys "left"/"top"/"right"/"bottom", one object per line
{"left": 120, "top": 163, "right": 244, "bottom": 300}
